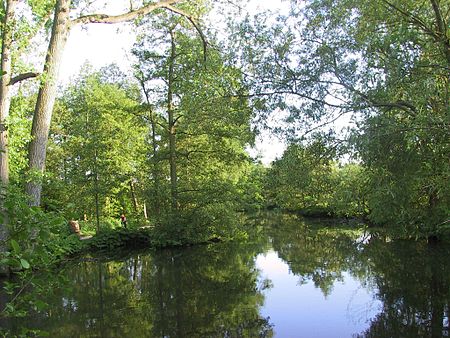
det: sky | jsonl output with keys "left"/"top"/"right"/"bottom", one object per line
{"left": 59, "top": 1, "right": 290, "bottom": 165}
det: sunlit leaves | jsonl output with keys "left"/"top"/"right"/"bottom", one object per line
{"left": 45, "top": 67, "right": 146, "bottom": 219}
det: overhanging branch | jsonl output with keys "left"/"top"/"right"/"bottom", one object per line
{"left": 9, "top": 72, "right": 40, "bottom": 86}
{"left": 163, "top": 4, "right": 208, "bottom": 62}
{"left": 71, "top": 0, "right": 183, "bottom": 25}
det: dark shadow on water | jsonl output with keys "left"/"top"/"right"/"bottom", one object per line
{"left": 2, "top": 241, "right": 273, "bottom": 337}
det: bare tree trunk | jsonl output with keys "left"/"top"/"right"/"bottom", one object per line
{"left": 143, "top": 202, "right": 148, "bottom": 220}
{"left": 0, "top": 0, "right": 18, "bottom": 277}
{"left": 168, "top": 29, "right": 178, "bottom": 211}
{"left": 25, "top": 0, "right": 72, "bottom": 206}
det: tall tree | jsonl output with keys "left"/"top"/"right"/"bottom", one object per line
{"left": 133, "top": 10, "right": 255, "bottom": 234}
{"left": 167, "top": 27, "right": 178, "bottom": 211}
{"left": 0, "top": 0, "right": 17, "bottom": 189}
{"left": 266, "top": 136, "right": 335, "bottom": 212}
{"left": 0, "top": 0, "right": 49, "bottom": 275}
{"left": 24, "top": 0, "right": 202, "bottom": 206}
{"left": 0, "top": 0, "right": 47, "bottom": 189}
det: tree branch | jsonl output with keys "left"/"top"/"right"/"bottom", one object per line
{"left": 163, "top": 4, "right": 208, "bottom": 62}
{"left": 9, "top": 72, "right": 40, "bottom": 86}
{"left": 173, "top": 114, "right": 183, "bottom": 125}
{"left": 71, "top": 0, "right": 183, "bottom": 25}
{"left": 429, "top": 0, "right": 450, "bottom": 65}
{"left": 225, "top": 91, "right": 350, "bottom": 109}
{"left": 382, "top": 0, "right": 442, "bottom": 44}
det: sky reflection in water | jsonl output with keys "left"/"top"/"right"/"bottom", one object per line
{"left": 256, "top": 250, "right": 381, "bottom": 338}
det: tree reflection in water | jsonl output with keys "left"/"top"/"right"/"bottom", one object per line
{"left": 6, "top": 241, "right": 273, "bottom": 337}
{"left": 355, "top": 240, "right": 450, "bottom": 338}
{"left": 1, "top": 213, "right": 449, "bottom": 337}
{"left": 264, "top": 213, "right": 450, "bottom": 338}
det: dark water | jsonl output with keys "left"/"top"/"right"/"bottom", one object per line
{"left": 1, "top": 213, "right": 449, "bottom": 337}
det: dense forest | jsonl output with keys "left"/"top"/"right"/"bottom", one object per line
{"left": 0, "top": 0, "right": 448, "bottom": 286}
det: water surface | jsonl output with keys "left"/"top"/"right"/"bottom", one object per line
{"left": 1, "top": 213, "right": 449, "bottom": 337}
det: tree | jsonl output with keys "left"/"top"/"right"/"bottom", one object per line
{"left": 24, "top": 0, "right": 202, "bottom": 206}
{"left": 266, "top": 136, "right": 335, "bottom": 213}
{"left": 133, "top": 9, "right": 255, "bottom": 236}
{"left": 0, "top": 0, "right": 46, "bottom": 189}
{"left": 0, "top": 0, "right": 49, "bottom": 275}
{"left": 233, "top": 0, "right": 449, "bottom": 236}
{"left": 45, "top": 69, "right": 146, "bottom": 230}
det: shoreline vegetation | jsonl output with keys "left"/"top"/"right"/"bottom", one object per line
{"left": 1, "top": 200, "right": 448, "bottom": 280}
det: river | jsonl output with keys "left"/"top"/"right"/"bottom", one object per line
{"left": 1, "top": 213, "right": 449, "bottom": 337}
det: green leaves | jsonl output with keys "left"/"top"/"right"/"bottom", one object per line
{"left": 20, "top": 258, "right": 30, "bottom": 269}
{"left": 46, "top": 69, "right": 146, "bottom": 221}
{"left": 10, "top": 239, "right": 20, "bottom": 254}
{"left": 232, "top": 0, "right": 449, "bottom": 235}
{"left": 131, "top": 14, "right": 256, "bottom": 236}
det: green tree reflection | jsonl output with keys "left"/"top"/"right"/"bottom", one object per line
{"left": 7, "top": 242, "right": 273, "bottom": 337}
{"left": 265, "top": 213, "right": 450, "bottom": 338}
{"left": 355, "top": 240, "right": 450, "bottom": 338}
{"left": 267, "top": 213, "right": 366, "bottom": 296}
{"left": 3, "top": 213, "right": 449, "bottom": 337}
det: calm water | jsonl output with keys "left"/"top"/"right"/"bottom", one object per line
{"left": 1, "top": 213, "right": 449, "bottom": 337}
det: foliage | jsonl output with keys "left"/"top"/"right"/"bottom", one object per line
{"left": 329, "top": 163, "right": 368, "bottom": 217}
{"left": 132, "top": 12, "right": 257, "bottom": 240}
{"left": 265, "top": 136, "right": 335, "bottom": 214}
{"left": 1, "top": 187, "right": 84, "bottom": 270}
{"left": 232, "top": 0, "right": 449, "bottom": 236}
{"left": 7, "top": 93, "right": 34, "bottom": 185}
{"left": 0, "top": 187, "right": 85, "bottom": 329}
{"left": 265, "top": 136, "right": 371, "bottom": 219}
{"left": 235, "top": 162, "right": 267, "bottom": 212}
{"left": 44, "top": 67, "right": 147, "bottom": 223}
{"left": 86, "top": 228, "right": 155, "bottom": 251}
{"left": 2, "top": 0, "right": 449, "bottom": 331}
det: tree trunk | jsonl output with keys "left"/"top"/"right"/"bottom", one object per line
{"left": 25, "top": 0, "right": 72, "bottom": 206}
{"left": 143, "top": 202, "right": 148, "bottom": 220}
{"left": 0, "top": 0, "right": 18, "bottom": 277}
{"left": 168, "top": 29, "right": 178, "bottom": 211}
{"left": 429, "top": 0, "right": 450, "bottom": 66}
{"left": 0, "top": 0, "right": 17, "bottom": 188}
{"left": 139, "top": 78, "right": 161, "bottom": 218}
{"left": 94, "top": 149, "right": 100, "bottom": 233}
{"left": 130, "top": 178, "right": 139, "bottom": 212}
{"left": 149, "top": 109, "right": 160, "bottom": 216}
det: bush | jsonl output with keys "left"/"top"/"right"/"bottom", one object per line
{"left": 1, "top": 187, "right": 85, "bottom": 271}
